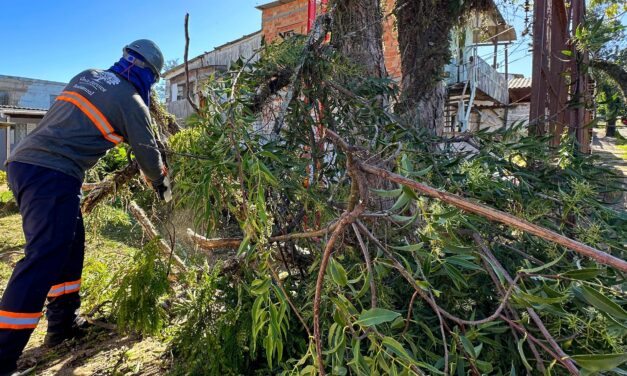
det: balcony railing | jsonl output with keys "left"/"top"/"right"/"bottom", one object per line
{"left": 444, "top": 55, "right": 509, "bottom": 104}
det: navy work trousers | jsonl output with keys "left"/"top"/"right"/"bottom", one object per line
{"left": 0, "top": 162, "right": 84, "bottom": 370}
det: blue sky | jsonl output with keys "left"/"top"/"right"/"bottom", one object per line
{"left": 1, "top": 0, "right": 536, "bottom": 83}
{"left": 1, "top": 0, "right": 264, "bottom": 83}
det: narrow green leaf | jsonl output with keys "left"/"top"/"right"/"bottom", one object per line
{"left": 460, "top": 335, "right": 477, "bottom": 359}
{"left": 391, "top": 243, "right": 424, "bottom": 252}
{"left": 517, "top": 335, "right": 533, "bottom": 371}
{"left": 355, "top": 308, "right": 401, "bottom": 327}
{"left": 328, "top": 257, "right": 348, "bottom": 287}
{"left": 516, "top": 290, "right": 569, "bottom": 305}
{"left": 382, "top": 336, "right": 413, "bottom": 362}
{"left": 445, "top": 256, "right": 484, "bottom": 271}
{"left": 578, "top": 285, "right": 627, "bottom": 321}
{"left": 570, "top": 353, "right": 627, "bottom": 372}
{"left": 443, "top": 263, "right": 468, "bottom": 288}
{"left": 371, "top": 188, "right": 402, "bottom": 198}
{"left": 519, "top": 252, "right": 564, "bottom": 274}
{"left": 560, "top": 268, "right": 603, "bottom": 280}
{"left": 390, "top": 214, "right": 415, "bottom": 223}
{"left": 408, "top": 165, "right": 433, "bottom": 177}
{"left": 250, "top": 278, "right": 271, "bottom": 296}
{"left": 390, "top": 192, "right": 411, "bottom": 212}
{"left": 401, "top": 185, "right": 419, "bottom": 200}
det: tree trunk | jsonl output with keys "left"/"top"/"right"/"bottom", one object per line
{"left": 331, "top": 0, "right": 387, "bottom": 78}
{"left": 395, "top": 0, "right": 494, "bottom": 134}
{"left": 395, "top": 0, "right": 456, "bottom": 134}
{"left": 606, "top": 117, "right": 617, "bottom": 137}
{"left": 330, "top": 0, "right": 395, "bottom": 211}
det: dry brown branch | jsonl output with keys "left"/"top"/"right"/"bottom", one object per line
{"left": 402, "top": 290, "right": 419, "bottom": 336}
{"left": 314, "top": 162, "right": 368, "bottom": 376}
{"left": 184, "top": 13, "right": 199, "bottom": 114}
{"left": 81, "top": 162, "right": 139, "bottom": 214}
{"left": 128, "top": 201, "right": 185, "bottom": 270}
{"left": 499, "top": 314, "right": 576, "bottom": 373}
{"left": 355, "top": 221, "right": 519, "bottom": 326}
{"left": 186, "top": 218, "right": 341, "bottom": 250}
{"left": 186, "top": 229, "right": 242, "bottom": 251}
{"left": 358, "top": 161, "right": 627, "bottom": 272}
{"left": 268, "top": 264, "right": 312, "bottom": 338}
{"left": 475, "top": 240, "right": 547, "bottom": 373}
{"left": 81, "top": 182, "right": 99, "bottom": 192}
{"left": 352, "top": 223, "right": 377, "bottom": 309}
{"left": 471, "top": 233, "right": 579, "bottom": 375}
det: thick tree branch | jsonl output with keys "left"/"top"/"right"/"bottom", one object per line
{"left": 184, "top": 13, "right": 200, "bottom": 114}
{"left": 81, "top": 162, "right": 139, "bottom": 214}
{"left": 358, "top": 162, "right": 627, "bottom": 272}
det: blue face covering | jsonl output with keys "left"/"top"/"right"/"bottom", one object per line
{"left": 108, "top": 50, "right": 156, "bottom": 107}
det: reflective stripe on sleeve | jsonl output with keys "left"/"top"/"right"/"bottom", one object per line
{"left": 0, "top": 310, "right": 42, "bottom": 329}
{"left": 57, "top": 91, "right": 124, "bottom": 145}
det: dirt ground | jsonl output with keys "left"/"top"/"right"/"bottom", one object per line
{"left": 0, "top": 204, "right": 171, "bottom": 375}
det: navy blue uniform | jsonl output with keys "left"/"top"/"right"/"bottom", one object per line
{"left": 0, "top": 162, "right": 84, "bottom": 370}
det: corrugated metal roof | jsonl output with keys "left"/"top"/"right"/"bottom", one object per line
{"left": 0, "top": 105, "right": 48, "bottom": 111}
{"left": 162, "top": 31, "right": 262, "bottom": 78}
{"left": 256, "top": 0, "right": 298, "bottom": 10}
{"left": 509, "top": 77, "right": 532, "bottom": 89}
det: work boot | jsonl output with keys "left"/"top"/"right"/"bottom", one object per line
{"left": 43, "top": 316, "right": 91, "bottom": 347}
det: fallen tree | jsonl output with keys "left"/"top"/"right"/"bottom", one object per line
{"left": 160, "top": 25, "right": 626, "bottom": 374}
{"left": 81, "top": 11, "right": 627, "bottom": 376}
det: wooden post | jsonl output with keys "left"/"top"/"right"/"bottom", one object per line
{"left": 529, "top": 0, "right": 548, "bottom": 135}
{"left": 503, "top": 42, "right": 509, "bottom": 128}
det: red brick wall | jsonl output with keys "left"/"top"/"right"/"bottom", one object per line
{"left": 381, "top": 0, "right": 401, "bottom": 79}
{"left": 261, "top": 0, "right": 309, "bottom": 44}
{"left": 260, "top": 0, "right": 402, "bottom": 79}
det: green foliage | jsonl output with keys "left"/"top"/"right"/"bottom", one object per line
{"left": 166, "top": 35, "right": 627, "bottom": 373}
{"left": 86, "top": 145, "right": 130, "bottom": 183}
{"left": 0, "top": 170, "right": 6, "bottom": 186}
{"left": 149, "top": 33, "right": 627, "bottom": 374}
{"left": 111, "top": 239, "right": 170, "bottom": 335}
{"left": 169, "top": 266, "right": 251, "bottom": 375}
{"left": 0, "top": 191, "right": 14, "bottom": 205}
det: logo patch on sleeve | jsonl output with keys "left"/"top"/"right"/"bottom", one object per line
{"left": 90, "top": 71, "right": 121, "bottom": 86}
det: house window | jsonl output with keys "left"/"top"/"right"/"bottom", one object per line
{"left": 0, "top": 91, "right": 9, "bottom": 106}
{"left": 177, "top": 83, "right": 187, "bottom": 101}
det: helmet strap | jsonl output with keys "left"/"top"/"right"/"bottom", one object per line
{"left": 123, "top": 50, "right": 158, "bottom": 77}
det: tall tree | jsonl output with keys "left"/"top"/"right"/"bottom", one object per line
{"left": 331, "top": 0, "right": 387, "bottom": 78}
{"left": 395, "top": 0, "right": 491, "bottom": 134}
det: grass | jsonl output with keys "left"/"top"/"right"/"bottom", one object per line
{"left": 614, "top": 129, "right": 627, "bottom": 160}
{"left": 0, "top": 190, "right": 170, "bottom": 374}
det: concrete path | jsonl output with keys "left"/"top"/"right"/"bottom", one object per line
{"left": 591, "top": 126, "right": 626, "bottom": 209}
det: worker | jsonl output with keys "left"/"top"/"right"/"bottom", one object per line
{"left": 0, "top": 39, "right": 170, "bottom": 375}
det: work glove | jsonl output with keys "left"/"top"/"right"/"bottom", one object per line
{"left": 154, "top": 175, "right": 172, "bottom": 203}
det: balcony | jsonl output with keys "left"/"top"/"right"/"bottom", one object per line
{"left": 444, "top": 55, "right": 509, "bottom": 105}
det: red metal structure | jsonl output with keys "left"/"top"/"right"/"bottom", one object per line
{"left": 307, "top": 0, "right": 328, "bottom": 33}
{"left": 530, "top": 0, "right": 592, "bottom": 152}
